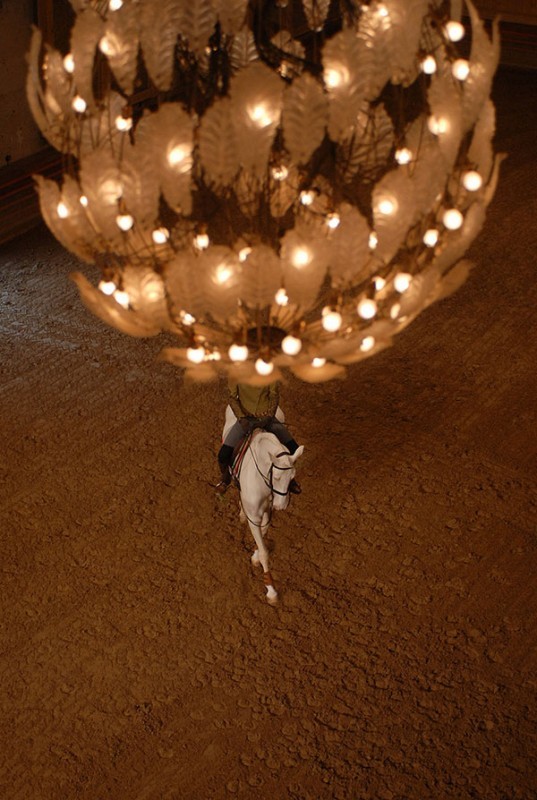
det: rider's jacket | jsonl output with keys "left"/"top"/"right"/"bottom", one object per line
{"left": 228, "top": 380, "right": 279, "bottom": 420}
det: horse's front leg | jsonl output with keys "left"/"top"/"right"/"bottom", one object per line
{"left": 248, "top": 511, "right": 277, "bottom": 605}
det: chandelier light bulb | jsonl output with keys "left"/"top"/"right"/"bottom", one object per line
{"left": 421, "top": 55, "right": 437, "bottom": 75}
{"left": 215, "top": 263, "right": 233, "bottom": 285}
{"left": 238, "top": 246, "right": 252, "bottom": 262}
{"left": 443, "top": 208, "right": 464, "bottom": 230}
{"left": 360, "top": 336, "right": 375, "bottom": 352}
{"left": 63, "top": 53, "right": 75, "bottom": 73}
{"left": 99, "top": 36, "right": 115, "bottom": 57}
{"left": 390, "top": 302, "right": 401, "bottom": 319}
{"left": 109, "top": 0, "right": 123, "bottom": 9}
{"left": 324, "top": 64, "right": 349, "bottom": 89}
{"left": 300, "top": 190, "right": 315, "bottom": 206}
{"left": 394, "top": 272, "right": 412, "bottom": 293}
{"left": 255, "top": 358, "right": 274, "bottom": 376}
{"left": 98, "top": 280, "right": 116, "bottom": 296}
{"left": 275, "top": 287, "right": 289, "bottom": 306}
{"left": 187, "top": 346, "right": 205, "bottom": 364}
{"left": 281, "top": 335, "right": 302, "bottom": 356}
{"left": 56, "top": 201, "right": 69, "bottom": 219}
{"left": 113, "top": 289, "right": 130, "bottom": 308}
{"left": 271, "top": 165, "right": 289, "bottom": 181}
{"left": 167, "top": 144, "right": 191, "bottom": 172}
{"left": 248, "top": 103, "right": 275, "bottom": 128}
{"left": 395, "top": 147, "right": 412, "bottom": 165}
{"left": 180, "top": 311, "right": 196, "bottom": 326}
{"left": 373, "top": 275, "right": 386, "bottom": 291}
{"left": 152, "top": 227, "right": 169, "bottom": 244}
{"left": 428, "top": 115, "right": 449, "bottom": 136}
{"left": 445, "top": 20, "right": 465, "bottom": 42}
{"left": 194, "top": 233, "right": 210, "bottom": 250}
{"left": 462, "top": 170, "right": 483, "bottom": 191}
{"left": 79, "top": 195, "right": 88, "bottom": 207}
{"left": 369, "top": 231, "right": 378, "bottom": 250}
{"left": 115, "top": 115, "right": 133, "bottom": 132}
{"left": 72, "top": 95, "right": 87, "bottom": 113}
{"left": 116, "top": 213, "right": 134, "bottom": 231}
{"left": 228, "top": 344, "right": 249, "bottom": 362}
{"left": 423, "top": 228, "right": 439, "bottom": 247}
{"left": 326, "top": 213, "right": 340, "bottom": 230}
{"left": 378, "top": 197, "right": 396, "bottom": 215}
{"left": 322, "top": 308, "right": 342, "bottom": 332}
{"left": 452, "top": 58, "right": 470, "bottom": 81}
{"left": 291, "top": 246, "right": 312, "bottom": 268}
{"left": 357, "top": 298, "right": 377, "bottom": 320}
{"left": 312, "top": 358, "right": 326, "bottom": 368}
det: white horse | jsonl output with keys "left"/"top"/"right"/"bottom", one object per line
{"left": 222, "top": 406, "right": 304, "bottom": 605}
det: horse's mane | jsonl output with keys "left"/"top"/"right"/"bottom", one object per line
{"left": 251, "top": 431, "right": 290, "bottom": 460}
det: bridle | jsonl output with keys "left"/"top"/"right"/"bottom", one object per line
{"left": 254, "top": 450, "right": 294, "bottom": 497}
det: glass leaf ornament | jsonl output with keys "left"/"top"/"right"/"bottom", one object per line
{"left": 28, "top": 0, "right": 503, "bottom": 384}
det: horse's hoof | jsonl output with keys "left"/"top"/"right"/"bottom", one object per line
{"left": 266, "top": 593, "right": 279, "bottom": 606}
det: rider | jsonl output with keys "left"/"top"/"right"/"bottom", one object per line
{"left": 216, "top": 379, "right": 302, "bottom": 495}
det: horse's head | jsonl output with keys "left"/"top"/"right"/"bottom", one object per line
{"left": 271, "top": 445, "right": 304, "bottom": 510}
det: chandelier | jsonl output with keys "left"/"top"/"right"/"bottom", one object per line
{"left": 27, "top": 0, "right": 500, "bottom": 384}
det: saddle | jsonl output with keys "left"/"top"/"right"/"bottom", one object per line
{"left": 230, "top": 429, "right": 261, "bottom": 487}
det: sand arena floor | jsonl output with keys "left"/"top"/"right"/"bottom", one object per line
{"left": 0, "top": 69, "right": 536, "bottom": 799}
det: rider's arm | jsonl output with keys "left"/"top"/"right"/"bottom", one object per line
{"left": 228, "top": 382, "right": 247, "bottom": 419}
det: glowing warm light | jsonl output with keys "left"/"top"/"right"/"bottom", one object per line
{"left": 113, "top": 289, "right": 130, "bottom": 308}
{"left": 324, "top": 65, "right": 349, "bottom": 89}
{"left": 98, "top": 280, "right": 116, "bottom": 295}
{"left": 322, "top": 308, "right": 342, "bottom": 332}
{"left": 390, "top": 302, "right": 401, "bottom": 319}
{"left": 443, "top": 208, "right": 464, "bottom": 230}
{"left": 423, "top": 228, "right": 439, "bottom": 247}
{"left": 281, "top": 335, "right": 302, "bottom": 356}
{"left": 63, "top": 53, "right": 75, "bottom": 73}
{"left": 228, "top": 344, "right": 249, "bottom": 362}
{"left": 300, "top": 190, "right": 315, "bottom": 206}
{"left": 394, "top": 272, "right": 412, "bottom": 293}
{"left": 79, "top": 195, "right": 88, "bottom": 207}
{"left": 357, "top": 298, "right": 377, "bottom": 319}
{"left": 291, "top": 246, "right": 312, "bottom": 268}
{"left": 255, "top": 358, "right": 274, "bottom": 376}
{"left": 57, "top": 201, "right": 69, "bottom": 219}
{"left": 187, "top": 346, "right": 205, "bottom": 363}
{"left": 109, "top": 0, "right": 123, "bottom": 9}
{"left": 462, "top": 170, "right": 483, "bottom": 191}
{"left": 180, "top": 311, "right": 196, "bottom": 326}
{"left": 167, "top": 144, "right": 191, "bottom": 172}
{"left": 452, "top": 59, "right": 470, "bottom": 81}
{"left": 152, "top": 227, "right": 169, "bottom": 244}
{"left": 116, "top": 214, "right": 134, "bottom": 231}
{"left": 377, "top": 4, "right": 389, "bottom": 17}
{"left": 395, "top": 147, "right": 412, "bottom": 165}
{"left": 326, "top": 213, "right": 340, "bottom": 230}
{"left": 421, "top": 55, "right": 437, "bottom": 75}
{"left": 215, "top": 263, "right": 234, "bottom": 285}
{"left": 312, "top": 358, "right": 326, "bottom": 368}
{"left": 194, "top": 233, "right": 210, "bottom": 250}
{"left": 360, "top": 336, "right": 375, "bottom": 352}
{"left": 99, "top": 36, "right": 116, "bottom": 57}
{"left": 238, "top": 247, "right": 252, "bottom": 262}
{"left": 378, "top": 197, "right": 396, "bottom": 215}
{"left": 275, "top": 288, "right": 289, "bottom": 306}
{"left": 72, "top": 95, "right": 87, "bottom": 113}
{"left": 428, "top": 115, "right": 449, "bottom": 135}
{"left": 248, "top": 103, "right": 275, "bottom": 128}
{"left": 115, "top": 115, "right": 133, "bottom": 132}
{"left": 272, "top": 165, "right": 289, "bottom": 181}
{"left": 369, "top": 231, "right": 378, "bottom": 250}
{"left": 445, "top": 20, "right": 465, "bottom": 42}
{"left": 373, "top": 275, "right": 386, "bottom": 290}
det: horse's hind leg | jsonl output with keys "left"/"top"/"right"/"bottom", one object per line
{"left": 248, "top": 513, "right": 278, "bottom": 605}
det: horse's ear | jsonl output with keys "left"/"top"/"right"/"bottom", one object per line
{"left": 291, "top": 445, "right": 304, "bottom": 462}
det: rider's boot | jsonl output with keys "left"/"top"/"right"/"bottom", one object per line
{"left": 216, "top": 445, "right": 234, "bottom": 494}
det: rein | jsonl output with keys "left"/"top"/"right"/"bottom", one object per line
{"left": 238, "top": 440, "right": 294, "bottom": 529}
